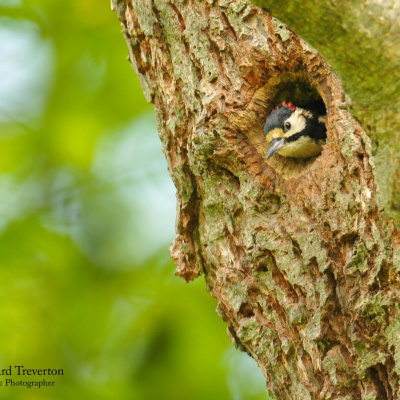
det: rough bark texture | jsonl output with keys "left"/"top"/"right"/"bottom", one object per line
{"left": 252, "top": 0, "right": 400, "bottom": 226}
{"left": 112, "top": 1, "right": 400, "bottom": 399}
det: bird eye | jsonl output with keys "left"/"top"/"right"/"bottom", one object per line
{"left": 284, "top": 121, "right": 291, "bottom": 131}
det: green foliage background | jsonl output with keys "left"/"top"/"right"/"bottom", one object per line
{"left": 0, "top": 1, "right": 268, "bottom": 399}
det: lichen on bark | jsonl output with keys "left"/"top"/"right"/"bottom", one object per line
{"left": 113, "top": 0, "right": 400, "bottom": 398}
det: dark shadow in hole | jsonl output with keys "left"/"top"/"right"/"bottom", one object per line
{"left": 267, "top": 75, "right": 326, "bottom": 116}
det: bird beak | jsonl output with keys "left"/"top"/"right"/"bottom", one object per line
{"left": 266, "top": 138, "right": 286, "bottom": 159}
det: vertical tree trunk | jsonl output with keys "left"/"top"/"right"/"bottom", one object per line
{"left": 112, "top": 1, "right": 400, "bottom": 398}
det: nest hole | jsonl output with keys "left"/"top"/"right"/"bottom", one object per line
{"left": 248, "top": 71, "right": 328, "bottom": 179}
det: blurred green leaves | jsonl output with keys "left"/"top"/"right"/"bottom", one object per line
{"left": 0, "top": 0, "right": 269, "bottom": 399}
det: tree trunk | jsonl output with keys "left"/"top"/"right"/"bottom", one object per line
{"left": 252, "top": 0, "right": 400, "bottom": 227}
{"left": 112, "top": 0, "right": 400, "bottom": 399}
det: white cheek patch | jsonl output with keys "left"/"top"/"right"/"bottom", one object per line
{"left": 284, "top": 110, "right": 306, "bottom": 138}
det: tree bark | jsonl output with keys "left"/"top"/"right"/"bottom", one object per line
{"left": 112, "top": 1, "right": 400, "bottom": 399}
{"left": 252, "top": 0, "right": 400, "bottom": 227}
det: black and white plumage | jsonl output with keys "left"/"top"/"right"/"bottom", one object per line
{"left": 263, "top": 102, "right": 327, "bottom": 159}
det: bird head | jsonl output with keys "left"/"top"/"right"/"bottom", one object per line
{"left": 263, "top": 102, "right": 326, "bottom": 159}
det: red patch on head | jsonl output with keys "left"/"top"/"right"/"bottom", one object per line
{"left": 282, "top": 101, "right": 296, "bottom": 110}
{"left": 272, "top": 101, "right": 296, "bottom": 112}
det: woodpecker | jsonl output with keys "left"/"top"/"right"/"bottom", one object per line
{"left": 264, "top": 101, "right": 327, "bottom": 159}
